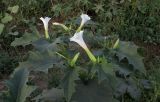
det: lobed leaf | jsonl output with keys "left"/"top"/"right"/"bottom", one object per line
{"left": 11, "top": 32, "right": 40, "bottom": 47}
{"left": 115, "top": 41, "right": 146, "bottom": 74}
{"left": 71, "top": 80, "right": 119, "bottom": 102}
{"left": 115, "top": 78, "right": 141, "bottom": 101}
{"left": 91, "top": 58, "right": 117, "bottom": 86}
{"left": 18, "top": 51, "right": 62, "bottom": 73}
{"left": 32, "top": 37, "right": 63, "bottom": 52}
{"left": 33, "top": 88, "right": 64, "bottom": 102}
{"left": 62, "top": 67, "right": 79, "bottom": 102}
{"left": 6, "top": 68, "right": 36, "bottom": 102}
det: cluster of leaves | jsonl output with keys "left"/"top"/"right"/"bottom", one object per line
{"left": 0, "top": 2, "right": 21, "bottom": 57}
{"left": 0, "top": 15, "right": 149, "bottom": 102}
{"left": 0, "top": 4, "right": 19, "bottom": 36}
{"left": 80, "top": 0, "right": 160, "bottom": 44}
{"left": 1, "top": 0, "right": 52, "bottom": 18}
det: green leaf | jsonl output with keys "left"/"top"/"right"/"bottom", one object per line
{"left": 1, "top": 13, "right": 13, "bottom": 24}
{"left": 0, "top": 23, "right": 4, "bottom": 35}
{"left": 115, "top": 41, "right": 146, "bottom": 74}
{"left": 8, "top": 5, "right": 19, "bottom": 14}
{"left": 32, "top": 37, "right": 63, "bottom": 52}
{"left": 112, "top": 58, "right": 133, "bottom": 77}
{"left": 18, "top": 51, "right": 61, "bottom": 73}
{"left": 115, "top": 64, "right": 132, "bottom": 77}
{"left": 62, "top": 67, "right": 79, "bottom": 102}
{"left": 115, "top": 78, "right": 141, "bottom": 101}
{"left": 11, "top": 32, "right": 39, "bottom": 47}
{"left": 6, "top": 68, "right": 36, "bottom": 102}
{"left": 71, "top": 80, "right": 119, "bottom": 102}
{"left": 33, "top": 88, "right": 64, "bottom": 102}
{"left": 91, "top": 58, "right": 116, "bottom": 85}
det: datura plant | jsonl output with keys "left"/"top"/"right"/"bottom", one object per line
{"left": 2, "top": 13, "right": 149, "bottom": 102}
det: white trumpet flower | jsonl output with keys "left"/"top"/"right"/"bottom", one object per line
{"left": 70, "top": 31, "right": 88, "bottom": 49}
{"left": 40, "top": 17, "right": 51, "bottom": 39}
{"left": 70, "top": 31, "right": 96, "bottom": 63}
{"left": 77, "top": 14, "right": 91, "bottom": 32}
{"left": 53, "top": 22, "right": 69, "bottom": 31}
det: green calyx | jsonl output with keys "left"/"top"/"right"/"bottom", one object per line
{"left": 70, "top": 52, "right": 80, "bottom": 67}
{"left": 113, "top": 39, "right": 119, "bottom": 49}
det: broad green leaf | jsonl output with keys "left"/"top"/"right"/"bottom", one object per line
{"left": 33, "top": 88, "right": 64, "bottom": 102}
{"left": 115, "top": 78, "right": 141, "bottom": 101}
{"left": 32, "top": 37, "right": 63, "bottom": 52}
{"left": 91, "top": 58, "right": 116, "bottom": 85}
{"left": 101, "top": 59, "right": 115, "bottom": 76}
{"left": 18, "top": 51, "right": 61, "bottom": 73}
{"left": 0, "top": 23, "right": 4, "bottom": 35}
{"left": 11, "top": 32, "right": 39, "bottom": 46}
{"left": 6, "top": 68, "right": 36, "bottom": 102}
{"left": 115, "top": 64, "right": 132, "bottom": 77}
{"left": 62, "top": 67, "right": 79, "bottom": 102}
{"left": 71, "top": 80, "right": 119, "bottom": 102}
{"left": 115, "top": 41, "right": 146, "bottom": 74}
{"left": 1, "top": 13, "right": 13, "bottom": 24}
{"left": 8, "top": 5, "right": 19, "bottom": 13}
{"left": 112, "top": 58, "right": 133, "bottom": 77}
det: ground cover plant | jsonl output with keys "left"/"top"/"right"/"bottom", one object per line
{"left": 0, "top": 0, "right": 160, "bottom": 102}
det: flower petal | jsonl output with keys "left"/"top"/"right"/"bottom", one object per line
{"left": 70, "top": 31, "right": 87, "bottom": 49}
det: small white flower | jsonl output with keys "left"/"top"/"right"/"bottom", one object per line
{"left": 77, "top": 14, "right": 91, "bottom": 32}
{"left": 40, "top": 17, "right": 51, "bottom": 30}
{"left": 80, "top": 13, "right": 91, "bottom": 26}
{"left": 70, "top": 31, "right": 96, "bottom": 62}
{"left": 40, "top": 17, "right": 51, "bottom": 39}
{"left": 70, "top": 31, "right": 87, "bottom": 49}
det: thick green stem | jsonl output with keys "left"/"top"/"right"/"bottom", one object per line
{"left": 76, "top": 23, "right": 83, "bottom": 32}
{"left": 84, "top": 47, "right": 96, "bottom": 63}
{"left": 45, "top": 29, "right": 49, "bottom": 39}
